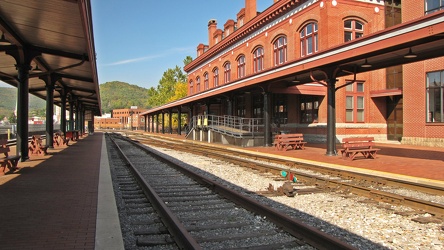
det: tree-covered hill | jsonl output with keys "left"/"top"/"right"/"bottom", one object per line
{"left": 0, "top": 87, "right": 46, "bottom": 121}
{"left": 100, "top": 81, "right": 150, "bottom": 113}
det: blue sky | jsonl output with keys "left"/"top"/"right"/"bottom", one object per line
{"left": 0, "top": 1, "right": 271, "bottom": 89}
{"left": 92, "top": 0, "right": 271, "bottom": 89}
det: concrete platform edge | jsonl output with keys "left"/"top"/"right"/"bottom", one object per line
{"left": 95, "top": 134, "right": 125, "bottom": 250}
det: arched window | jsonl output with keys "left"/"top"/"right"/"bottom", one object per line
{"left": 237, "top": 55, "right": 246, "bottom": 78}
{"left": 203, "top": 72, "right": 209, "bottom": 90}
{"left": 196, "top": 76, "right": 200, "bottom": 93}
{"left": 253, "top": 46, "right": 264, "bottom": 73}
{"left": 189, "top": 80, "right": 194, "bottom": 95}
{"left": 344, "top": 19, "right": 363, "bottom": 42}
{"left": 300, "top": 22, "right": 318, "bottom": 57}
{"left": 213, "top": 67, "right": 219, "bottom": 87}
{"left": 273, "top": 36, "right": 287, "bottom": 66}
{"left": 224, "top": 62, "right": 231, "bottom": 84}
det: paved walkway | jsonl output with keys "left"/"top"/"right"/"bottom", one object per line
{"left": 0, "top": 133, "right": 123, "bottom": 250}
{"left": 0, "top": 131, "right": 442, "bottom": 249}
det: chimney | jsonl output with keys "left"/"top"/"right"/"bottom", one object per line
{"left": 208, "top": 19, "right": 217, "bottom": 47}
{"left": 245, "top": 0, "right": 257, "bottom": 23}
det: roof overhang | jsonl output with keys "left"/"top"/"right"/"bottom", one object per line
{"left": 0, "top": 0, "right": 101, "bottom": 117}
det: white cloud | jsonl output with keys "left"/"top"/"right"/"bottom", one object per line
{"left": 103, "top": 47, "right": 194, "bottom": 66}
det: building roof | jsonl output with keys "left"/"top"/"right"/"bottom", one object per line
{"left": 0, "top": 0, "right": 101, "bottom": 117}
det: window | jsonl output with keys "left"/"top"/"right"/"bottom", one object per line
{"left": 224, "top": 62, "right": 231, "bottom": 84}
{"left": 300, "top": 96, "right": 319, "bottom": 123}
{"left": 253, "top": 47, "right": 264, "bottom": 73}
{"left": 213, "top": 67, "right": 219, "bottom": 87}
{"left": 196, "top": 77, "right": 200, "bottom": 93}
{"left": 189, "top": 80, "right": 194, "bottom": 95}
{"left": 236, "top": 96, "right": 246, "bottom": 117}
{"left": 273, "top": 94, "right": 287, "bottom": 125}
{"left": 427, "top": 71, "right": 444, "bottom": 122}
{"left": 237, "top": 55, "right": 246, "bottom": 78}
{"left": 203, "top": 72, "right": 209, "bottom": 90}
{"left": 300, "top": 22, "right": 318, "bottom": 57}
{"left": 425, "top": 0, "right": 444, "bottom": 14}
{"left": 274, "top": 36, "right": 287, "bottom": 66}
{"left": 344, "top": 20, "right": 363, "bottom": 42}
{"left": 345, "top": 82, "right": 365, "bottom": 122}
{"left": 253, "top": 93, "right": 264, "bottom": 119}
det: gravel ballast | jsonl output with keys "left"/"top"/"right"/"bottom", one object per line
{"left": 147, "top": 145, "right": 444, "bottom": 250}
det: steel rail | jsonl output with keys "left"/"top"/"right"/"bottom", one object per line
{"left": 115, "top": 133, "right": 357, "bottom": 250}
{"left": 127, "top": 132, "right": 444, "bottom": 218}
{"left": 108, "top": 134, "right": 202, "bottom": 250}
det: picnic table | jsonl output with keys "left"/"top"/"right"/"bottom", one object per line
{"left": 340, "top": 137, "right": 381, "bottom": 160}
{"left": 0, "top": 139, "right": 20, "bottom": 174}
{"left": 28, "top": 135, "right": 49, "bottom": 156}
{"left": 273, "top": 133, "right": 307, "bottom": 151}
{"left": 54, "top": 132, "right": 70, "bottom": 147}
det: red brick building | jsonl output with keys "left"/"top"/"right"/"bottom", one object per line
{"left": 113, "top": 108, "right": 147, "bottom": 130}
{"left": 143, "top": 0, "right": 444, "bottom": 149}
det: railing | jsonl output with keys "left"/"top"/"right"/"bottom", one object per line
{"left": 0, "top": 124, "right": 61, "bottom": 140}
{"left": 189, "top": 115, "right": 264, "bottom": 138}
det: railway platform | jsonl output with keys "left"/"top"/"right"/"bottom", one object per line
{"left": 0, "top": 132, "right": 123, "bottom": 250}
{"left": 0, "top": 131, "right": 443, "bottom": 249}
{"left": 150, "top": 132, "right": 444, "bottom": 183}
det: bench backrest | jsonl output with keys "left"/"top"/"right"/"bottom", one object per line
{"left": 277, "top": 133, "right": 304, "bottom": 139}
{"left": 342, "top": 137, "right": 375, "bottom": 149}
{"left": 0, "top": 140, "right": 11, "bottom": 156}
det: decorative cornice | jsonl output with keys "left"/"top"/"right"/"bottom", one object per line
{"left": 184, "top": 0, "right": 315, "bottom": 73}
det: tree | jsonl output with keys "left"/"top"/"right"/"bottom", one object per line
{"left": 183, "top": 56, "right": 193, "bottom": 67}
{"left": 147, "top": 65, "right": 188, "bottom": 107}
{"left": 8, "top": 112, "right": 16, "bottom": 124}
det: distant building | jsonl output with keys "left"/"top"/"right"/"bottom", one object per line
{"left": 93, "top": 113, "right": 118, "bottom": 129}
{"left": 112, "top": 107, "right": 148, "bottom": 130}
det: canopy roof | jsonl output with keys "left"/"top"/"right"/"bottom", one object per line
{"left": 0, "top": 0, "right": 101, "bottom": 116}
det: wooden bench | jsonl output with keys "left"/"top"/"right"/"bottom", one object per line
{"left": 340, "top": 137, "right": 381, "bottom": 160}
{"left": 0, "top": 139, "right": 20, "bottom": 174}
{"left": 28, "top": 135, "right": 49, "bottom": 156}
{"left": 273, "top": 133, "right": 307, "bottom": 151}
{"left": 54, "top": 132, "right": 70, "bottom": 147}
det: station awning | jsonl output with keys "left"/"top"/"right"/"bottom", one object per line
{"left": 0, "top": 0, "right": 101, "bottom": 117}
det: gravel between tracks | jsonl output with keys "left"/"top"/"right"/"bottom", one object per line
{"left": 147, "top": 145, "right": 444, "bottom": 250}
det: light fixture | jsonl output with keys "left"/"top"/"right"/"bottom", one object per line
{"left": 32, "top": 64, "right": 43, "bottom": 73}
{"left": 0, "top": 33, "right": 11, "bottom": 45}
{"left": 404, "top": 48, "right": 417, "bottom": 59}
{"left": 332, "top": 0, "right": 338, "bottom": 6}
{"left": 291, "top": 76, "right": 300, "bottom": 83}
{"left": 361, "top": 59, "right": 372, "bottom": 68}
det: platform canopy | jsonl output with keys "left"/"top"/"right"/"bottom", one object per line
{"left": 0, "top": 0, "right": 101, "bottom": 116}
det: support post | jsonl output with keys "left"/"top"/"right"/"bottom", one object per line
{"left": 44, "top": 76, "right": 56, "bottom": 148}
{"left": 263, "top": 91, "right": 271, "bottom": 147}
{"left": 156, "top": 114, "right": 159, "bottom": 133}
{"left": 60, "top": 90, "right": 67, "bottom": 135}
{"left": 69, "top": 96, "right": 74, "bottom": 131}
{"left": 168, "top": 110, "right": 173, "bottom": 134}
{"left": 177, "top": 108, "right": 182, "bottom": 135}
{"left": 16, "top": 63, "right": 31, "bottom": 161}
{"left": 161, "top": 112, "right": 165, "bottom": 134}
{"left": 326, "top": 78, "right": 337, "bottom": 156}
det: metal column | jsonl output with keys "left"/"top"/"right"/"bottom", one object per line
{"left": 326, "top": 78, "right": 338, "bottom": 156}
{"left": 16, "top": 64, "right": 31, "bottom": 161}
{"left": 263, "top": 91, "right": 271, "bottom": 147}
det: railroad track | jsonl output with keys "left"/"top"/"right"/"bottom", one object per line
{"left": 106, "top": 133, "right": 356, "bottom": 249}
{"left": 120, "top": 131, "right": 444, "bottom": 220}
